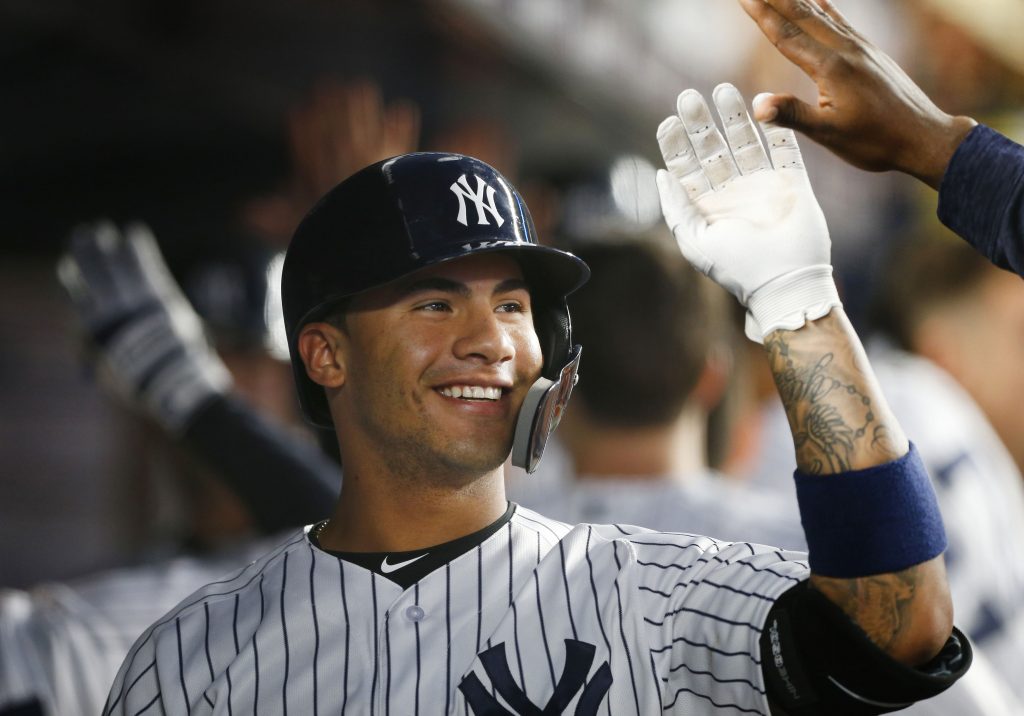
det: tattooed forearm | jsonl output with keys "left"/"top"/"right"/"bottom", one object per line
{"left": 769, "top": 311, "right": 948, "bottom": 665}
{"left": 764, "top": 309, "right": 908, "bottom": 474}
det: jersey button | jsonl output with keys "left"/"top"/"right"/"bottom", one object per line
{"left": 405, "top": 605, "right": 426, "bottom": 622}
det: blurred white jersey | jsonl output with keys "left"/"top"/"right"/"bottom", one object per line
{"left": 869, "top": 343, "right": 1024, "bottom": 697}
{"left": 0, "top": 540, "right": 276, "bottom": 715}
{"left": 507, "top": 445, "right": 806, "bottom": 552}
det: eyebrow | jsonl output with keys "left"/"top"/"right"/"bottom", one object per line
{"left": 397, "top": 277, "right": 531, "bottom": 298}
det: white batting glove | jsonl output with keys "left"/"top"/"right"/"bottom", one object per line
{"left": 57, "top": 221, "right": 232, "bottom": 432}
{"left": 655, "top": 84, "right": 841, "bottom": 342}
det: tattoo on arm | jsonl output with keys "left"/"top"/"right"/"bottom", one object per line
{"left": 764, "top": 312, "right": 905, "bottom": 474}
{"left": 767, "top": 312, "right": 945, "bottom": 663}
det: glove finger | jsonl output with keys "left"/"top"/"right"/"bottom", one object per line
{"left": 676, "top": 89, "right": 740, "bottom": 191}
{"left": 125, "top": 223, "right": 182, "bottom": 302}
{"left": 62, "top": 221, "right": 124, "bottom": 321}
{"left": 753, "top": 93, "right": 805, "bottom": 171}
{"left": 712, "top": 83, "right": 770, "bottom": 176}
{"left": 656, "top": 169, "right": 714, "bottom": 275}
{"left": 97, "top": 222, "right": 156, "bottom": 310}
{"left": 656, "top": 115, "right": 711, "bottom": 200}
{"left": 123, "top": 223, "right": 205, "bottom": 340}
{"left": 56, "top": 252, "right": 88, "bottom": 305}
{"left": 66, "top": 221, "right": 118, "bottom": 281}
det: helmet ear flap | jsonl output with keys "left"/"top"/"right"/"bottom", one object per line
{"left": 533, "top": 295, "right": 574, "bottom": 381}
{"left": 511, "top": 287, "right": 582, "bottom": 473}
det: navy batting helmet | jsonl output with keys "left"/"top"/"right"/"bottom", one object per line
{"left": 282, "top": 152, "right": 589, "bottom": 472}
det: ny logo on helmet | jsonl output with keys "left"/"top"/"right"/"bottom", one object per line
{"left": 450, "top": 174, "right": 506, "bottom": 228}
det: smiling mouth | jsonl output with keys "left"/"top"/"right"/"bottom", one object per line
{"left": 437, "top": 385, "right": 504, "bottom": 401}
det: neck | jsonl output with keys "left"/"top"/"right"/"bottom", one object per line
{"left": 561, "top": 403, "right": 707, "bottom": 480}
{"left": 318, "top": 460, "right": 508, "bottom": 553}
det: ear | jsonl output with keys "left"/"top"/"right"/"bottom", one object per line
{"left": 297, "top": 322, "right": 347, "bottom": 389}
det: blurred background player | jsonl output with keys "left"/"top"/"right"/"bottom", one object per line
{"left": 869, "top": 236, "right": 1024, "bottom": 477}
{"left": 865, "top": 234, "right": 1024, "bottom": 693}
{"left": 0, "top": 222, "right": 339, "bottom": 716}
{"left": 0, "top": 79, "right": 417, "bottom": 716}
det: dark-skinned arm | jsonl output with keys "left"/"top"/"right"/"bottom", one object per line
{"left": 736, "top": 0, "right": 976, "bottom": 189}
{"left": 738, "top": 0, "right": 1024, "bottom": 277}
{"left": 764, "top": 308, "right": 952, "bottom": 666}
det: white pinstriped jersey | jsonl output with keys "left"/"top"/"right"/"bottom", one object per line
{"left": 105, "top": 506, "right": 808, "bottom": 715}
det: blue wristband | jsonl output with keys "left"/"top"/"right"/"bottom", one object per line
{"left": 795, "top": 443, "right": 947, "bottom": 578}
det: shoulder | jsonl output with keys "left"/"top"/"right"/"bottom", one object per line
{"left": 553, "top": 520, "right": 807, "bottom": 576}
{"left": 510, "top": 504, "right": 574, "bottom": 542}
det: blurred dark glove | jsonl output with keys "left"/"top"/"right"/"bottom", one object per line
{"left": 57, "top": 221, "right": 231, "bottom": 432}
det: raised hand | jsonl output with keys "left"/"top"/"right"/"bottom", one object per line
{"left": 737, "top": 0, "right": 977, "bottom": 188}
{"left": 57, "top": 221, "right": 231, "bottom": 431}
{"left": 655, "top": 83, "right": 840, "bottom": 342}
{"left": 288, "top": 80, "right": 421, "bottom": 201}
{"left": 243, "top": 80, "right": 421, "bottom": 243}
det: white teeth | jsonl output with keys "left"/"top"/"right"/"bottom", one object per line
{"left": 439, "top": 385, "right": 502, "bottom": 400}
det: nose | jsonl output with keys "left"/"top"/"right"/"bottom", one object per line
{"left": 452, "top": 305, "right": 516, "bottom": 365}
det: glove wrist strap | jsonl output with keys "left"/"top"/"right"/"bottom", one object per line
{"left": 143, "top": 357, "right": 232, "bottom": 434}
{"left": 746, "top": 265, "right": 841, "bottom": 343}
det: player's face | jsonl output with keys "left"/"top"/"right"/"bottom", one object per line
{"left": 336, "top": 253, "right": 543, "bottom": 480}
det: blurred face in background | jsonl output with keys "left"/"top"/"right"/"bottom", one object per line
{"left": 917, "top": 266, "right": 1024, "bottom": 473}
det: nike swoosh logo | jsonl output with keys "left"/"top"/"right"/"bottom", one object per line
{"left": 380, "top": 553, "right": 429, "bottom": 574}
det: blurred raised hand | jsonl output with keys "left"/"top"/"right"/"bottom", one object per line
{"left": 57, "top": 221, "right": 231, "bottom": 432}
{"left": 288, "top": 79, "right": 421, "bottom": 199}
{"left": 243, "top": 80, "right": 421, "bottom": 243}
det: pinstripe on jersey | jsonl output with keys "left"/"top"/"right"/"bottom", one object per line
{"left": 105, "top": 507, "right": 808, "bottom": 715}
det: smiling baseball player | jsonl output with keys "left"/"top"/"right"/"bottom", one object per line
{"left": 107, "top": 86, "right": 970, "bottom": 714}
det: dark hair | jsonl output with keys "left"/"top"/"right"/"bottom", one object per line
{"left": 867, "top": 233, "right": 994, "bottom": 351}
{"left": 564, "top": 237, "right": 715, "bottom": 428}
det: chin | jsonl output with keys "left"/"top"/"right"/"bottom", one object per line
{"left": 438, "top": 437, "right": 512, "bottom": 477}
